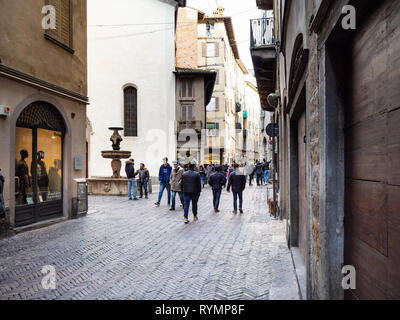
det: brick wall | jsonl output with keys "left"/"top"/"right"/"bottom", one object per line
{"left": 176, "top": 8, "right": 198, "bottom": 69}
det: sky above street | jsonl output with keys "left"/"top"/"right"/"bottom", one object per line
{"left": 187, "top": 0, "right": 263, "bottom": 74}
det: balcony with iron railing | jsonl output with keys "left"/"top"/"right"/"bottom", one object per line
{"left": 250, "top": 17, "right": 275, "bottom": 49}
{"left": 250, "top": 17, "right": 277, "bottom": 112}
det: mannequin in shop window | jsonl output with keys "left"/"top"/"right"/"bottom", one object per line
{"left": 31, "top": 151, "right": 49, "bottom": 202}
{"left": 48, "top": 159, "right": 62, "bottom": 198}
{"left": 16, "top": 149, "right": 31, "bottom": 205}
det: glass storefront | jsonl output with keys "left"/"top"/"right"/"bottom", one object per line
{"left": 14, "top": 101, "right": 65, "bottom": 227}
{"left": 15, "top": 128, "right": 62, "bottom": 206}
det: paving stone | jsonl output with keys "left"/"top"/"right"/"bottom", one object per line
{"left": 0, "top": 185, "right": 299, "bottom": 300}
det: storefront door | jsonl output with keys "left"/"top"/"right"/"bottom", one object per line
{"left": 15, "top": 102, "right": 65, "bottom": 227}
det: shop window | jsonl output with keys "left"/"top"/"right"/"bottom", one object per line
{"left": 15, "top": 102, "right": 65, "bottom": 227}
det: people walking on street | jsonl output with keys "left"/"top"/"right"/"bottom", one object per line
{"left": 208, "top": 166, "right": 227, "bottom": 213}
{"left": 227, "top": 163, "right": 246, "bottom": 214}
{"left": 125, "top": 159, "right": 138, "bottom": 200}
{"left": 181, "top": 164, "right": 202, "bottom": 224}
{"left": 248, "top": 162, "right": 255, "bottom": 186}
{"left": 263, "top": 159, "right": 270, "bottom": 185}
{"left": 255, "top": 160, "right": 264, "bottom": 186}
{"left": 206, "top": 162, "right": 213, "bottom": 184}
{"left": 169, "top": 161, "right": 184, "bottom": 211}
{"left": 199, "top": 165, "right": 207, "bottom": 188}
{"left": 155, "top": 157, "right": 172, "bottom": 207}
{"left": 136, "top": 163, "right": 150, "bottom": 199}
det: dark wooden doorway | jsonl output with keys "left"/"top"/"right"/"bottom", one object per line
{"left": 344, "top": 0, "right": 400, "bottom": 299}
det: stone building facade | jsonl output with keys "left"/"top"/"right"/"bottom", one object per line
{"left": 87, "top": 0, "right": 183, "bottom": 178}
{"left": 174, "top": 7, "right": 216, "bottom": 165}
{"left": 252, "top": 0, "right": 400, "bottom": 299}
{"left": 198, "top": 9, "right": 249, "bottom": 164}
{"left": 0, "top": 0, "right": 88, "bottom": 236}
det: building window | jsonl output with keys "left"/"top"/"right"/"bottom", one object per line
{"left": 207, "top": 97, "right": 219, "bottom": 112}
{"left": 203, "top": 42, "right": 219, "bottom": 57}
{"left": 45, "top": 0, "right": 73, "bottom": 52}
{"left": 181, "top": 105, "right": 194, "bottom": 121}
{"left": 206, "top": 22, "right": 214, "bottom": 37}
{"left": 179, "top": 79, "right": 194, "bottom": 98}
{"left": 124, "top": 86, "right": 138, "bottom": 137}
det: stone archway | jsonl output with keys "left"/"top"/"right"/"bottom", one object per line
{"left": 9, "top": 94, "right": 72, "bottom": 228}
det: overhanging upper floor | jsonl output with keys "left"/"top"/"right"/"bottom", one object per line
{"left": 250, "top": 17, "right": 277, "bottom": 112}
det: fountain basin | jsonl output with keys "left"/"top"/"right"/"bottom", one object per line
{"left": 101, "top": 150, "right": 132, "bottom": 160}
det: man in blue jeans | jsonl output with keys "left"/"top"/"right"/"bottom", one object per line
{"left": 155, "top": 157, "right": 172, "bottom": 207}
{"left": 125, "top": 159, "right": 138, "bottom": 200}
{"left": 227, "top": 163, "right": 246, "bottom": 214}
{"left": 208, "top": 166, "right": 226, "bottom": 213}
{"left": 181, "top": 164, "right": 202, "bottom": 224}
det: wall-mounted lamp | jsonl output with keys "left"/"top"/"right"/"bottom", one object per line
{"left": 267, "top": 93, "right": 280, "bottom": 109}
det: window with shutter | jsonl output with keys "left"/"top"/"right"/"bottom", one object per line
{"left": 181, "top": 105, "right": 194, "bottom": 121}
{"left": 179, "top": 79, "right": 194, "bottom": 98}
{"left": 206, "top": 43, "right": 217, "bottom": 57}
{"left": 124, "top": 86, "right": 138, "bottom": 137}
{"left": 45, "top": 0, "right": 73, "bottom": 51}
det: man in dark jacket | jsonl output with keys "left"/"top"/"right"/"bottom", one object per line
{"left": 125, "top": 159, "right": 138, "bottom": 200}
{"left": 181, "top": 164, "right": 202, "bottom": 224}
{"left": 136, "top": 163, "right": 150, "bottom": 199}
{"left": 255, "top": 160, "right": 264, "bottom": 186}
{"left": 155, "top": 157, "right": 172, "bottom": 207}
{"left": 227, "top": 164, "right": 246, "bottom": 214}
{"left": 208, "top": 166, "right": 227, "bottom": 213}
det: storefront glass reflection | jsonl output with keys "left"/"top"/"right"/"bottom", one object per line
{"left": 15, "top": 128, "right": 33, "bottom": 206}
{"left": 36, "top": 129, "right": 62, "bottom": 202}
{"left": 15, "top": 127, "right": 62, "bottom": 206}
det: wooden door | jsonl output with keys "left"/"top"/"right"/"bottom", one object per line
{"left": 298, "top": 112, "right": 307, "bottom": 264}
{"left": 345, "top": 0, "right": 400, "bottom": 300}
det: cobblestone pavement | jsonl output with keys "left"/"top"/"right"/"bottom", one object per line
{"left": 0, "top": 185, "right": 300, "bottom": 300}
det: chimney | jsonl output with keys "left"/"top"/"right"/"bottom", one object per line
{"left": 213, "top": 6, "right": 225, "bottom": 17}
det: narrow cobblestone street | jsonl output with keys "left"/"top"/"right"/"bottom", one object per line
{"left": 0, "top": 186, "right": 300, "bottom": 300}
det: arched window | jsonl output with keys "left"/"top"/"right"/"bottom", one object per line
{"left": 124, "top": 86, "right": 138, "bottom": 137}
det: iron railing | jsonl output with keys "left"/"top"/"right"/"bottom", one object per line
{"left": 250, "top": 18, "right": 275, "bottom": 48}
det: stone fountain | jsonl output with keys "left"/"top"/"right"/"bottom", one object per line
{"left": 87, "top": 127, "right": 134, "bottom": 196}
{"left": 101, "top": 127, "right": 131, "bottom": 178}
